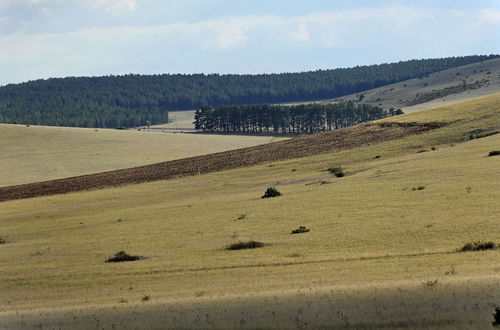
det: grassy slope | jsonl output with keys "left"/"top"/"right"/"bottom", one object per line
{"left": 0, "top": 124, "right": 275, "bottom": 187}
{"left": 0, "top": 94, "right": 499, "bottom": 329}
{"left": 323, "top": 57, "right": 500, "bottom": 113}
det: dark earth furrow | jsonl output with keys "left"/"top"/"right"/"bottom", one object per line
{"left": 0, "top": 122, "right": 445, "bottom": 202}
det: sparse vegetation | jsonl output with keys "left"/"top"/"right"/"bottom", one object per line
{"left": 1, "top": 93, "right": 500, "bottom": 329}
{"left": 460, "top": 241, "right": 497, "bottom": 252}
{"left": 0, "top": 237, "right": 6, "bottom": 244}
{"left": 105, "top": 251, "right": 143, "bottom": 263}
{"left": 327, "top": 167, "right": 345, "bottom": 177}
{"left": 412, "top": 186, "right": 426, "bottom": 191}
{"left": 226, "top": 240, "right": 265, "bottom": 250}
{"left": 142, "top": 294, "right": 151, "bottom": 302}
{"left": 291, "top": 226, "right": 310, "bottom": 234}
{"left": 261, "top": 186, "right": 281, "bottom": 198}
{"left": 488, "top": 150, "right": 500, "bottom": 157}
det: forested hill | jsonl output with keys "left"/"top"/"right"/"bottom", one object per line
{"left": 0, "top": 55, "right": 498, "bottom": 128}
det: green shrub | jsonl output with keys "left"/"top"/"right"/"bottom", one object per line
{"left": 291, "top": 226, "right": 310, "bottom": 234}
{"left": 106, "top": 250, "right": 143, "bottom": 262}
{"left": 488, "top": 150, "right": 500, "bottom": 157}
{"left": 261, "top": 186, "right": 281, "bottom": 198}
{"left": 226, "top": 240, "right": 264, "bottom": 250}
{"left": 460, "top": 241, "right": 496, "bottom": 252}
{"left": 328, "top": 167, "right": 345, "bottom": 177}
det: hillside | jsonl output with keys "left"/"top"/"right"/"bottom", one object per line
{"left": 0, "top": 55, "right": 497, "bottom": 128}
{"left": 0, "top": 124, "right": 275, "bottom": 187}
{"left": 326, "top": 57, "right": 500, "bottom": 113}
{"left": 0, "top": 94, "right": 499, "bottom": 329}
{"left": 0, "top": 121, "right": 443, "bottom": 201}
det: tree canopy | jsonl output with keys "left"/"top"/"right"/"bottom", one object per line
{"left": 194, "top": 102, "right": 389, "bottom": 134}
{"left": 0, "top": 55, "right": 497, "bottom": 128}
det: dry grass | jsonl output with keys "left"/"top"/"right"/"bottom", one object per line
{"left": 0, "top": 124, "right": 275, "bottom": 187}
{"left": 0, "top": 94, "right": 499, "bottom": 328}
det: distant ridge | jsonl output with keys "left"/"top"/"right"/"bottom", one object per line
{"left": 0, "top": 55, "right": 497, "bottom": 128}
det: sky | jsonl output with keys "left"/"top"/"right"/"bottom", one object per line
{"left": 0, "top": 0, "right": 499, "bottom": 86}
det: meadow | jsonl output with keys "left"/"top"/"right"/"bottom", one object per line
{"left": 0, "top": 94, "right": 499, "bottom": 329}
{"left": 0, "top": 124, "right": 274, "bottom": 187}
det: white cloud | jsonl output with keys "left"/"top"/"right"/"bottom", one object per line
{"left": 90, "top": 0, "right": 138, "bottom": 14}
{"left": 0, "top": 16, "right": 12, "bottom": 24}
{"left": 0, "top": 5, "right": 499, "bottom": 85}
{"left": 478, "top": 9, "right": 500, "bottom": 23}
{"left": 292, "top": 20, "right": 310, "bottom": 42}
{"left": 40, "top": 7, "right": 52, "bottom": 15}
{"left": 0, "top": 0, "right": 139, "bottom": 14}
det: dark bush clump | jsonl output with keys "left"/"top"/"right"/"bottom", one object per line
{"left": 493, "top": 307, "right": 500, "bottom": 327}
{"left": 261, "top": 186, "right": 281, "bottom": 198}
{"left": 328, "top": 167, "right": 345, "bottom": 177}
{"left": 226, "top": 240, "right": 264, "bottom": 250}
{"left": 460, "top": 241, "right": 497, "bottom": 252}
{"left": 106, "top": 250, "right": 143, "bottom": 262}
{"left": 291, "top": 226, "right": 310, "bottom": 234}
{"left": 488, "top": 150, "right": 500, "bottom": 157}
{"left": 412, "top": 186, "right": 426, "bottom": 191}
{"left": 0, "top": 237, "right": 6, "bottom": 244}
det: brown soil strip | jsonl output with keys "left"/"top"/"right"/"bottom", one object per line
{"left": 0, "top": 122, "right": 445, "bottom": 202}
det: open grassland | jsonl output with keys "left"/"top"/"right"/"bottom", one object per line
{"left": 0, "top": 124, "right": 275, "bottom": 187}
{"left": 0, "top": 94, "right": 499, "bottom": 329}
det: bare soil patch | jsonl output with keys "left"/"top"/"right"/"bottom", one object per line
{"left": 0, "top": 122, "right": 444, "bottom": 202}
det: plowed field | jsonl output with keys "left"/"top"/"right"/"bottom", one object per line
{"left": 0, "top": 122, "right": 444, "bottom": 202}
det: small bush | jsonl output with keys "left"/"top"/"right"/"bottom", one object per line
{"left": 412, "top": 186, "right": 425, "bottom": 191}
{"left": 422, "top": 279, "right": 439, "bottom": 289}
{"left": 226, "top": 240, "right": 264, "bottom": 250}
{"left": 291, "top": 226, "right": 310, "bottom": 234}
{"left": 460, "top": 241, "right": 497, "bottom": 252}
{"left": 328, "top": 167, "right": 345, "bottom": 177}
{"left": 493, "top": 307, "right": 500, "bottom": 327}
{"left": 0, "top": 237, "right": 6, "bottom": 244}
{"left": 261, "top": 186, "right": 281, "bottom": 198}
{"left": 106, "top": 250, "right": 143, "bottom": 263}
{"left": 488, "top": 150, "right": 500, "bottom": 157}
{"left": 142, "top": 294, "right": 151, "bottom": 302}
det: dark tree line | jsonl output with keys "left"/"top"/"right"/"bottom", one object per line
{"left": 0, "top": 55, "right": 497, "bottom": 128}
{"left": 194, "top": 102, "right": 389, "bottom": 134}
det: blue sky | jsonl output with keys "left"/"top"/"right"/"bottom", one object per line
{"left": 0, "top": 0, "right": 499, "bottom": 86}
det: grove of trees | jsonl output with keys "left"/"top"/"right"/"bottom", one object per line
{"left": 194, "top": 102, "right": 389, "bottom": 134}
{"left": 0, "top": 55, "right": 497, "bottom": 128}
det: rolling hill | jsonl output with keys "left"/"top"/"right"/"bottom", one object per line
{"left": 0, "top": 124, "right": 276, "bottom": 187}
{"left": 326, "top": 57, "right": 500, "bottom": 113}
{"left": 0, "top": 93, "right": 499, "bottom": 329}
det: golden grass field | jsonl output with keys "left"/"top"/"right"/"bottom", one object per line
{"left": 0, "top": 93, "right": 499, "bottom": 329}
{"left": 0, "top": 124, "right": 275, "bottom": 187}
